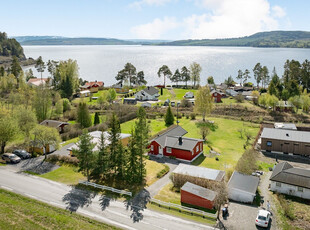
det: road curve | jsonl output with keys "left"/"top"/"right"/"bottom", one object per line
{"left": 0, "top": 167, "right": 215, "bottom": 230}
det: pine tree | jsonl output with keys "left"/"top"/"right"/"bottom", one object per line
{"left": 126, "top": 131, "right": 139, "bottom": 184}
{"left": 91, "top": 132, "right": 108, "bottom": 182}
{"left": 94, "top": 112, "right": 100, "bottom": 126}
{"left": 134, "top": 107, "right": 149, "bottom": 183}
{"left": 108, "top": 113, "right": 121, "bottom": 179}
{"left": 165, "top": 106, "right": 174, "bottom": 126}
{"left": 73, "top": 130, "right": 95, "bottom": 182}
{"left": 77, "top": 102, "right": 92, "bottom": 128}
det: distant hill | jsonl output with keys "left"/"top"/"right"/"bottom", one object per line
{"left": 15, "top": 36, "right": 137, "bottom": 45}
{"left": 158, "top": 31, "right": 310, "bottom": 48}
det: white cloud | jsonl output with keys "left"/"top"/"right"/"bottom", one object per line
{"left": 131, "top": 17, "right": 179, "bottom": 39}
{"left": 272, "top": 5, "right": 286, "bottom": 18}
{"left": 130, "top": 0, "right": 173, "bottom": 9}
{"left": 184, "top": 0, "right": 287, "bottom": 39}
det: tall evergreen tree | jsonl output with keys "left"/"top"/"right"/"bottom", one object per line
{"left": 165, "top": 106, "right": 174, "bottom": 126}
{"left": 73, "top": 131, "right": 95, "bottom": 182}
{"left": 158, "top": 65, "right": 172, "bottom": 88}
{"left": 137, "top": 71, "right": 147, "bottom": 85}
{"left": 181, "top": 66, "right": 190, "bottom": 88}
{"left": 243, "top": 69, "right": 251, "bottom": 84}
{"left": 77, "top": 102, "right": 92, "bottom": 128}
{"left": 35, "top": 56, "right": 46, "bottom": 80}
{"left": 91, "top": 132, "right": 108, "bottom": 182}
{"left": 10, "top": 56, "right": 22, "bottom": 80}
{"left": 171, "top": 69, "right": 181, "bottom": 87}
{"left": 94, "top": 112, "right": 100, "bottom": 126}
{"left": 108, "top": 113, "right": 122, "bottom": 179}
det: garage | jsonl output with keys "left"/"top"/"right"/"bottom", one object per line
{"left": 227, "top": 171, "right": 259, "bottom": 203}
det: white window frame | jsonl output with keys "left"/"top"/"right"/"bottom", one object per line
{"left": 151, "top": 145, "right": 154, "bottom": 151}
{"left": 276, "top": 182, "right": 281, "bottom": 187}
{"left": 166, "top": 147, "right": 172, "bottom": 153}
{"left": 196, "top": 146, "right": 199, "bottom": 152}
{"left": 298, "top": 187, "right": 303, "bottom": 192}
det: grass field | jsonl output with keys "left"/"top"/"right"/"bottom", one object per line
{"left": 39, "top": 165, "right": 85, "bottom": 185}
{"left": 157, "top": 88, "right": 197, "bottom": 103}
{"left": 154, "top": 182, "right": 180, "bottom": 204}
{"left": 145, "top": 160, "right": 166, "bottom": 186}
{"left": 39, "top": 160, "right": 164, "bottom": 187}
{"left": 121, "top": 116, "right": 260, "bottom": 170}
{"left": 0, "top": 188, "right": 118, "bottom": 230}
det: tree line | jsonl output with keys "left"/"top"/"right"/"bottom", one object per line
{"left": 0, "top": 32, "right": 24, "bottom": 58}
{"left": 74, "top": 107, "right": 149, "bottom": 189}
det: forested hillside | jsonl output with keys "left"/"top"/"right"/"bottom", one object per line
{"left": 0, "top": 32, "right": 25, "bottom": 58}
{"left": 159, "top": 31, "right": 310, "bottom": 48}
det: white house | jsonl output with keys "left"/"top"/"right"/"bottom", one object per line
{"left": 78, "top": 90, "right": 91, "bottom": 98}
{"left": 270, "top": 162, "right": 310, "bottom": 200}
{"left": 227, "top": 171, "right": 259, "bottom": 203}
{"left": 184, "top": 91, "right": 194, "bottom": 99}
{"left": 135, "top": 86, "right": 159, "bottom": 101}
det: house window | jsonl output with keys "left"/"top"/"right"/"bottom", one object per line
{"left": 166, "top": 147, "right": 172, "bottom": 153}
{"left": 151, "top": 145, "right": 154, "bottom": 151}
{"left": 276, "top": 182, "right": 281, "bottom": 187}
{"left": 200, "top": 143, "right": 203, "bottom": 150}
{"left": 298, "top": 187, "right": 303, "bottom": 192}
{"left": 267, "top": 141, "right": 272, "bottom": 147}
{"left": 196, "top": 146, "right": 199, "bottom": 152}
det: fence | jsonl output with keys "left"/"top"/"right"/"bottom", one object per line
{"left": 150, "top": 198, "right": 217, "bottom": 219}
{"left": 79, "top": 180, "right": 132, "bottom": 197}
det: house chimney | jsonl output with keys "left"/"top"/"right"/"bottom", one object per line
{"left": 286, "top": 133, "right": 289, "bottom": 137}
{"left": 148, "top": 86, "right": 150, "bottom": 90}
{"left": 178, "top": 136, "right": 183, "bottom": 145}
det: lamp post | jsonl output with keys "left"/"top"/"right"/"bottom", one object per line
{"left": 177, "top": 102, "right": 180, "bottom": 125}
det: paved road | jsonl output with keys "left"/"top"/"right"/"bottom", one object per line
{"left": 0, "top": 167, "right": 215, "bottom": 230}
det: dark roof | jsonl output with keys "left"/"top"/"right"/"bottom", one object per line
{"left": 142, "top": 86, "right": 159, "bottom": 96}
{"left": 173, "top": 164, "right": 225, "bottom": 182}
{"left": 228, "top": 171, "right": 259, "bottom": 195}
{"left": 210, "top": 89, "right": 225, "bottom": 95}
{"left": 241, "top": 91, "right": 253, "bottom": 96}
{"left": 153, "top": 126, "right": 188, "bottom": 146}
{"left": 261, "top": 128, "right": 310, "bottom": 143}
{"left": 165, "top": 136, "right": 202, "bottom": 151}
{"left": 181, "top": 182, "right": 217, "bottom": 201}
{"left": 226, "top": 89, "right": 238, "bottom": 96}
{"left": 270, "top": 162, "right": 310, "bottom": 189}
{"left": 40, "top": 120, "right": 69, "bottom": 128}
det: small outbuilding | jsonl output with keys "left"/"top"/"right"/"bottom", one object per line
{"left": 227, "top": 171, "right": 259, "bottom": 203}
{"left": 78, "top": 90, "right": 91, "bottom": 98}
{"left": 123, "top": 98, "right": 137, "bottom": 105}
{"left": 211, "top": 90, "right": 225, "bottom": 103}
{"left": 181, "top": 182, "right": 217, "bottom": 210}
{"left": 40, "top": 120, "right": 69, "bottom": 133}
{"left": 141, "top": 102, "right": 152, "bottom": 108}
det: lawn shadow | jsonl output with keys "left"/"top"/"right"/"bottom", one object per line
{"left": 124, "top": 189, "right": 151, "bottom": 223}
{"left": 191, "top": 154, "right": 206, "bottom": 166}
{"left": 62, "top": 184, "right": 97, "bottom": 212}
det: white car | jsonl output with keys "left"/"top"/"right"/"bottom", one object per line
{"left": 255, "top": 210, "right": 271, "bottom": 228}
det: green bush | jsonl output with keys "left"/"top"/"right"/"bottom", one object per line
{"left": 277, "top": 194, "right": 295, "bottom": 220}
{"left": 190, "top": 113, "right": 196, "bottom": 120}
{"left": 156, "top": 164, "right": 170, "bottom": 178}
{"left": 47, "top": 155, "right": 79, "bottom": 166}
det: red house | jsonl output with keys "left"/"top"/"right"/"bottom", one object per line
{"left": 181, "top": 182, "right": 217, "bottom": 210}
{"left": 148, "top": 126, "right": 204, "bottom": 162}
{"left": 211, "top": 90, "right": 225, "bottom": 103}
{"left": 81, "top": 81, "right": 104, "bottom": 93}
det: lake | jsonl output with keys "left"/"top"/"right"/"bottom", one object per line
{"left": 23, "top": 45, "right": 310, "bottom": 86}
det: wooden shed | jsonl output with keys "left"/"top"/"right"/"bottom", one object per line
{"left": 181, "top": 182, "right": 217, "bottom": 210}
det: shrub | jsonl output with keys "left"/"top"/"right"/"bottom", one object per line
{"left": 186, "top": 114, "right": 189, "bottom": 119}
{"left": 180, "top": 99, "right": 192, "bottom": 108}
{"left": 63, "top": 109, "right": 77, "bottom": 121}
{"left": 46, "top": 154, "right": 79, "bottom": 166}
{"left": 190, "top": 113, "right": 196, "bottom": 120}
{"left": 235, "top": 149, "right": 258, "bottom": 175}
{"left": 235, "top": 94, "right": 244, "bottom": 103}
{"left": 277, "top": 194, "right": 295, "bottom": 220}
{"left": 156, "top": 164, "right": 170, "bottom": 178}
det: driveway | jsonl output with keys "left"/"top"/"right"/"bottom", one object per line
{"left": 3, "top": 143, "right": 73, "bottom": 174}
{"left": 220, "top": 172, "right": 278, "bottom": 230}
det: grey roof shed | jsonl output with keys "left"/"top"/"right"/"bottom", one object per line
{"left": 228, "top": 171, "right": 259, "bottom": 195}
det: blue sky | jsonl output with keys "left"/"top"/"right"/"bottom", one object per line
{"left": 1, "top": 0, "right": 309, "bottom": 40}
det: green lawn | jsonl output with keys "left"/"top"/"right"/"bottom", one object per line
{"left": 121, "top": 118, "right": 167, "bottom": 136}
{"left": 0, "top": 188, "right": 118, "bottom": 230}
{"left": 39, "top": 165, "right": 85, "bottom": 185}
{"left": 173, "top": 88, "right": 197, "bottom": 101}
{"left": 145, "top": 160, "right": 166, "bottom": 186}
{"left": 157, "top": 88, "right": 197, "bottom": 103}
{"left": 121, "top": 116, "right": 260, "bottom": 171}
{"left": 221, "top": 97, "right": 256, "bottom": 107}
{"left": 154, "top": 182, "right": 180, "bottom": 204}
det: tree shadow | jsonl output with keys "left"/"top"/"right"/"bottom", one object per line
{"left": 124, "top": 189, "right": 151, "bottom": 223}
{"left": 99, "top": 191, "right": 121, "bottom": 211}
{"left": 62, "top": 185, "right": 97, "bottom": 212}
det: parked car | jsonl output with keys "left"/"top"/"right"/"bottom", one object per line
{"left": 1, "top": 153, "right": 21, "bottom": 164}
{"left": 13, "top": 149, "right": 31, "bottom": 159}
{"left": 255, "top": 210, "right": 270, "bottom": 228}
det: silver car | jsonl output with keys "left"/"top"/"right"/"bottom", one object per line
{"left": 1, "top": 153, "right": 21, "bottom": 164}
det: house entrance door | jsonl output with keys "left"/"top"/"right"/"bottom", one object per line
{"left": 158, "top": 146, "right": 163, "bottom": 157}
